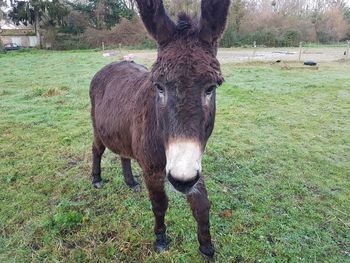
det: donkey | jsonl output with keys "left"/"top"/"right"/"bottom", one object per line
{"left": 90, "top": 0, "right": 230, "bottom": 258}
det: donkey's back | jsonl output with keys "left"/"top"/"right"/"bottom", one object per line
{"left": 90, "top": 61, "right": 148, "bottom": 107}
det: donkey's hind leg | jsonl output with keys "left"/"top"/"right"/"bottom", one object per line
{"left": 121, "top": 157, "right": 140, "bottom": 192}
{"left": 91, "top": 136, "right": 105, "bottom": 189}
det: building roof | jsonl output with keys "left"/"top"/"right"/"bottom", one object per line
{"left": 0, "top": 20, "right": 34, "bottom": 30}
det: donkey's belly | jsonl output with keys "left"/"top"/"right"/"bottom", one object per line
{"left": 96, "top": 119, "right": 135, "bottom": 159}
{"left": 94, "top": 81, "right": 140, "bottom": 159}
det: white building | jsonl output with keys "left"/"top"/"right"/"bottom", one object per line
{"left": 0, "top": 20, "right": 39, "bottom": 47}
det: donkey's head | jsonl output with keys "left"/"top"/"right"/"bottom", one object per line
{"left": 136, "top": 0, "right": 230, "bottom": 194}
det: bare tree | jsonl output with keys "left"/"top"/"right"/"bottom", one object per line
{"left": 315, "top": 4, "right": 349, "bottom": 41}
{"left": 163, "top": 0, "right": 200, "bottom": 18}
{"left": 0, "top": 0, "right": 7, "bottom": 21}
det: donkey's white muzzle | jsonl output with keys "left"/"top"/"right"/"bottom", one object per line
{"left": 165, "top": 139, "right": 202, "bottom": 182}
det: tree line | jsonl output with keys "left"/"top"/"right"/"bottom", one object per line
{"left": 163, "top": 0, "right": 350, "bottom": 47}
{"left": 1, "top": 0, "right": 349, "bottom": 49}
{"left": 221, "top": 0, "right": 350, "bottom": 47}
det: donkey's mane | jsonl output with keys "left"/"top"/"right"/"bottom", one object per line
{"left": 175, "top": 13, "right": 198, "bottom": 35}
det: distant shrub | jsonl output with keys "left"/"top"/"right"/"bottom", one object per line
{"left": 129, "top": 36, "right": 157, "bottom": 49}
{"left": 59, "top": 11, "right": 88, "bottom": 35}
{"left": 316, "top": 31, "right": 334, "bottom": 44}
{"left": 278, "top": 31, "right": 302, "bottom": 47}
{"left": 240, "top": 30, "right": 277, "bottom": 47}
{"left": 53, "top": 34, "right": 91, "bottom": 50}
{"left": 45, "top": 16, "right": 153, "bottom": 50}
{"left": 81, "top": 17, "right": 152, "bottom": 48}
{"left": 220, "top": 29, "right": 303, "bottom": 48}
{"left": 220, "top": 24, "right": 241, "bottom": 47}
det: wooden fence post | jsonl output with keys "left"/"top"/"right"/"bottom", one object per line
{"left": 249, "top": 41, "right": 257, "bottom": 62}
{"left": 298, "top": 42, "right": 303, "bottom": 62}
{"left": 253, "top": 41, "right": 257, "bottom": 57}
{"left": 102, "top": 42, "right": 105, "bottom": 51}
{"left": 346, "top": 41, "right": 350, "bottom": 61}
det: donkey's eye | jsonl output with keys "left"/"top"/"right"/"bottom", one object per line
{"left": 205, "top": 86, "right": 216, "bottom": 96}
{"left": 156, "top": 84, "right": 165, "bottom": 95}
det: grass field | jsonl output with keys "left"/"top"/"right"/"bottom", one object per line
{"left": 0, "top": 49, "right": 349, "bottom": 262}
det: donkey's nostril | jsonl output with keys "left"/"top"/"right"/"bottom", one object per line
{"left": 167, "top": 171, "right": 200, "bottom": 193}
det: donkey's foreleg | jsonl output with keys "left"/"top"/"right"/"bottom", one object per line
{"left": 91, "top": 137, "right": 105, "bottom": 189}
{"left": 187, "top": 180, "right": 214, "bottom": 259}
{"left": 145, "top": 174, "right": 170, "bottom": 253}
{"left": 121, "top": 157, "right": 140, "bottom": 192}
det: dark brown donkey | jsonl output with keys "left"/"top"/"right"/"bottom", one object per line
{"left": 90, "top": 0, "right": 230, "bottom": 258}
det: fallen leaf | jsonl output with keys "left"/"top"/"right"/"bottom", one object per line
{"left": 220, "top": 210, "right": 233, "bottom": 218}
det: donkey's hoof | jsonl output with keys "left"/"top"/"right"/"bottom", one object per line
{"left": 154, "top": 233, "right": 170, "bottom": 253}
{"left": 199, "top": 244, "right": 215, "bottom": 260}
{"left": 93, "top": 181, "right": 103, "bottom": 189}
{"left": 132, "top": 184, "right": 141, "bottom": 193}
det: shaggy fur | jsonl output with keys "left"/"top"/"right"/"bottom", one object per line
{"left": 90, "top": 0, "right": 230, "bottom": 258}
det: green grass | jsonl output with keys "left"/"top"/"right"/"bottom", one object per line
{"left": 0, "top": 50, "right": 349, "bottom": 262}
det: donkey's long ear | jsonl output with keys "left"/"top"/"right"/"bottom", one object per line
{"left": 136, "top": 0, "right": 176, "bottom": 45}
{"left": 199, "top": 0, "right": 230, "bottom": 44}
